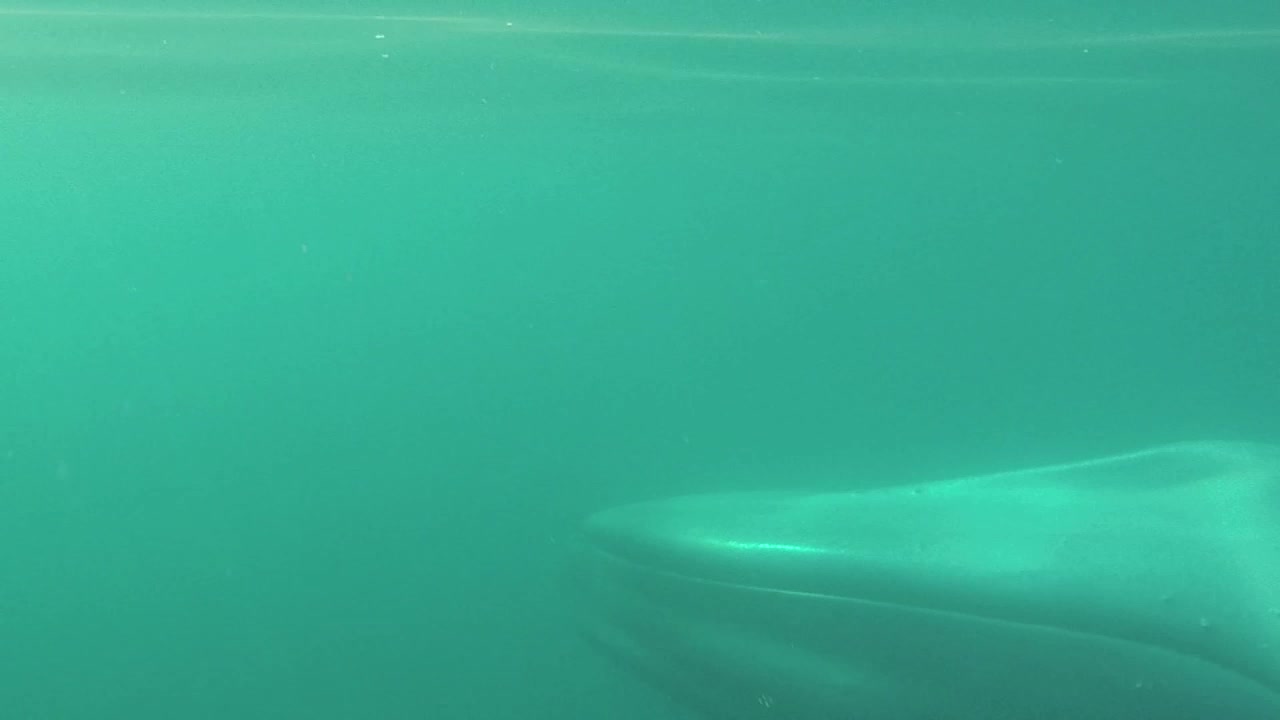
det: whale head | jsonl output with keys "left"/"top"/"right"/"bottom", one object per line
{"left": 574, "top": 442, "right": 1280, "bottom": 719}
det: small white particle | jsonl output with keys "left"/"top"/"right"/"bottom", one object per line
{"left": 374, "top": 34, "right": 385, "bottom": 40}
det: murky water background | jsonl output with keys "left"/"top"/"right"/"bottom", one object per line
{"left": 1, "top": 4, "right": 1277, "bottom": 718}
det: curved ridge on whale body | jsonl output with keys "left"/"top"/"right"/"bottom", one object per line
{"left": 576, "top": 441, "right": 1280, "bottom": 720}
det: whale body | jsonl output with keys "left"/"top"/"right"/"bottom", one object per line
{"left": 574, "top": 441, "right": 1280, "bottom": 719}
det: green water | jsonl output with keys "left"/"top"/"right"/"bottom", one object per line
{"left": 1, "top": 3, "right": 1277, "bottom": 718}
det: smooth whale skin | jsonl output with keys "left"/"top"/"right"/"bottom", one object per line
{"left": 575, "top": 441, "right": 1280, "bottom": 719}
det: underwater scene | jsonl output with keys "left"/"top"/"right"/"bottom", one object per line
{"left": 1, "top": 2, "right": 1278, "bottom": 718}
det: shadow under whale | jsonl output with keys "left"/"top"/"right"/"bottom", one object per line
{"left": 574, "top": 441, "right": 1280, "bottom": 719}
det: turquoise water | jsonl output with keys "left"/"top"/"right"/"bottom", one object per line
{"left": 1, "top": 4, "right": 1278, "bottom": 718}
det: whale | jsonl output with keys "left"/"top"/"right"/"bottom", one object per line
{"left": 574, "top": 441, "right": 1280, "bottom": 719}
